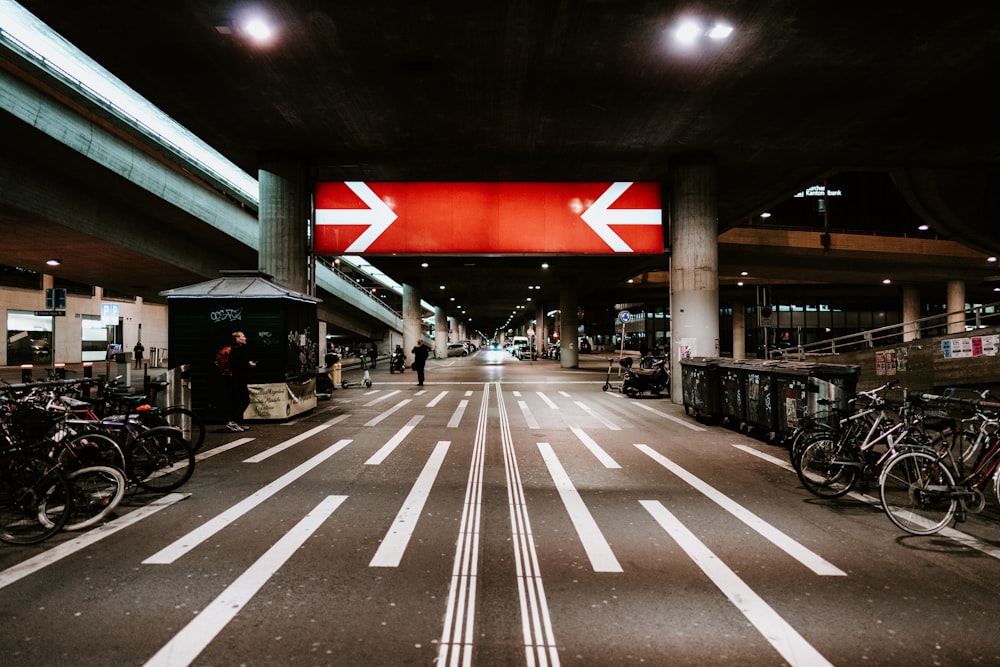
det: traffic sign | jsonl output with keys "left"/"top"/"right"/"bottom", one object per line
{"left": 315, "top": 181, "right": 663, "bottom": 255}
{"left": 101, "top": 302, "right": 120, "bottom": 325}
{"left": 34, "top": 310, "right": 66, "bottom": 317}
{"left": 619, "top": 310, "right": 631, "bottom": 323}
{"left": 45, "top": 287, "right": 66, "bottom": 310}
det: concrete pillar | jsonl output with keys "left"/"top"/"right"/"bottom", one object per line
{"left": 403, "top": 283, "right": 422, "bottom": 360}
{"left": 902, "top": 286, "right": 921, "bottom": 342}
{"left": 448, "top": 316, "right": 457, "bottom": 343}
{"left": 559, "top": 278, "right": 579, "bottom": 368}
{"left": 947, "top": 280, "right": 966, "bottom": 334}
{"left": 732, "top": 300, "right": 746, "bottom": 360}
{"left": 669, "top": 153, "right": 720, "bottom": 402}
{"left": 535, "top": 303, "right": 546, "bottom": 357}
{"left": 258, "top": 160, "right": 308, "bottom": 293}
{"left": 434, "top": 306, "right": 448, "bottom": 359}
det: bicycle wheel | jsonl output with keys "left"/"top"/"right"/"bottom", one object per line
{"left": 878, "top": 450, "right": 956, "bottom": 535}
{"left": 59, "top": 430, "right": 127, "bottom": 472}
{"left": 0, "top": 455, "right": 72, "bottom": 544}
{"left": 56, "top": 465, "right": 126, "bottom": 531}
{"left": 159, "top": 407, "right": 206, "bottom": 452}
{"left": 795, "top": 436, "right": 858, "bottom": 498}
{"left": 127, "top": 426, "right": 195, "bottom": 492}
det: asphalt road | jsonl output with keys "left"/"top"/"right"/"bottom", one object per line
{"left": 3, "top": 350, "right": 1000, "bottom": 666}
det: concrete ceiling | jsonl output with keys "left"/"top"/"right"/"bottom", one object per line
{"left": 3, "top": 2, "right": 1000, "bottom": 333}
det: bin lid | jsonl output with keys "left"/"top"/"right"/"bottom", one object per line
{"left": 808, "top": 363, "right": 861, "bottom": 378}
{"left": 680, "top": 357, "right": 719, "bottom": 367}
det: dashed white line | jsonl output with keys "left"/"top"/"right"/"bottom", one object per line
{"left": 640, "top": 500, "right": 833, "bottom": 667}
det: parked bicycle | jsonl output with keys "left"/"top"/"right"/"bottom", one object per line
{"left": 878, "top": 392, "right": 1000, "bottom": 535}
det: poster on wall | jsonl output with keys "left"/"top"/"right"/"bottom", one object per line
{"left": 942, "top": 335, "right": 997, "bottom": 359}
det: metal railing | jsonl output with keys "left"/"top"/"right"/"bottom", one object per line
{"left": 782, "top": 301, "right": 1000, "bottom": 358}
{"left": 316, "top": 257, "right": 402, "bottom": 318}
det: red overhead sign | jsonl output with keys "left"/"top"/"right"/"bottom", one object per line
{"left": 314, "top": 182, "right": 663, "bottom": 255}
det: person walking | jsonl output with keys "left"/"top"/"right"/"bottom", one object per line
{"left": 132, "top": 341, "right": 144, "bottom": 369}
{"left": 369, "top": 342, "right": 378, "bottom": 368}
{"left": 221, "top": 330, "right": 256, "bottom": 432}
{"left": 410, "top": 339, "right": 430, "bottom": 386}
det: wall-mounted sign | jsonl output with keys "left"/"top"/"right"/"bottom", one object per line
{"left": 314, "top": 182, "right": 663, "bottom": 255}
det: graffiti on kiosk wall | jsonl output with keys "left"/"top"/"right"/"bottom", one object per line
{"left": 288, "top": 327, "right": 318, "bottom": 374}
{"left": 210, "top": 308, "right": 244, "bottom": 323}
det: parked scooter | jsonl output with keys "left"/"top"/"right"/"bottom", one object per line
{"left": 619, "top": 356, "right": 669, "bottom": 397}
{"left": 389, "top": 346, "right": 406, "bottom": 373}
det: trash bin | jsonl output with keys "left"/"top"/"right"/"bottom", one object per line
{"left": 680, "top": 357, "right": 720, "bottom": 419}
{"left": 806, "top": 363, "right": 861, "bottom": 426}
{"left": 744, "top": 361, "right": 781, "bottom": 437}
{"left": 718, "top": 360, "right": 748, "bottom": 428}
{"left": 772, "top": 361, "right": 815, "bottom": 440}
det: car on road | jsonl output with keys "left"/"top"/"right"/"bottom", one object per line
{"left": 447, "top": 343, "right": 469, "bottom": 357}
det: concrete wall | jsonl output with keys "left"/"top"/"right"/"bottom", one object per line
{"left": 814, "top": 325, "right": 1000, "bottom": 396}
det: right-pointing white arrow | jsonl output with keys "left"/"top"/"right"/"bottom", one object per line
{"left": 315, "top": 181, "right": 398, "bottom": 253}
{"left": 580, "top": 182, "right": 662, "bottom": 253}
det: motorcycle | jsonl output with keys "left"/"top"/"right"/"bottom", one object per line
{"left": 619, "top": 356, "right": 669, "bottom": 397}
{"left": 389, "top": 347, "right": 406, "bottom": 373}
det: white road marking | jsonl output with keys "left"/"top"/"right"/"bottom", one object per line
{"left": 518, "top": 400, "right": 539, "bottom": 429}
{"left": 536, "top": 391, "right": 559, "bottom": 409}
{"left": 195, "top": 437, "right": 254, "bottom": 462}
{"left": 144, "top": 440, "right": 352, "bottom": 565}
{"left": 734, "top": 443, "right": 1000, "bottom": 560}
{"left": 243, "top": 416, "right": 347, "bottom": 463}
{"left": 637, "top": 445, "right": 845, "bottom": 576}
{"left": 447, "top": 399, "right": 469, "bottom": 428}
{"left": 143, "top": 495, "right": 347, "bottom": 667}
{"left": 426, "top": 390, "right": 448, "bottom": 407}
{"left": 364, "top": 399, "right": 412, "bottom": 426}
{"left": 366, "top": 416, "right": 423, "bottom": 464}
{"left": 498, "top": 389, "right": 561, "bottom": 665}
{"left": 370, "top": 441, "right": 451, "bottom": 567}
{"left": 574, "top": 400, "right": 620, "bottom": 430}
{"left": 437, "top": 384, "right": 490, "bottom": 667}
{"left": 641, "top": 500, "right": 833, "bottom": 667}
{"left": 0, "top": 493, "right": 189, "bottom": 590}
{"left": 364, "top": 390, "right": 401, "bottom": 406}
{"left": 538, "top": 442, "right": 622, "bottom": 574}
{"left": 631, "top": 402, "right": 706, "bottom": 431}
{"left": 569, "top": 426, "right": 621, "bottom": 469}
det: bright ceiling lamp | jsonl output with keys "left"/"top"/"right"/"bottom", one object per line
{"left": 672, "top": 17, "right": 734, "bottom": 45}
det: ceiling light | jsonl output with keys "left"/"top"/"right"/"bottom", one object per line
{"left": 882, "top": 278, "right": 892, "bottom": 285}
{"left": 917, "top": 224, "right": 929, "bottom": 231}
{"left": 421, "top": 262, "right": 429, "bottom": 268}
{"left": 541, "top": 263, "right": 549, "bottom": 269}
{"left": 675, "top": 19, "right": 702, "bottom": 44}
{"left": 46, "top": 258, "right": 61, "bottom": 266}
{"left": 239, "top": 15, "right": 276, "bottom": 44}
{"left": 988, "top": 256, "right": 998, "bottom": 263}
{"left": 760, "top": 212, "right": 771, "bottom": 219}
{"left": 707, "top": 23, "right": 733, "bottom": 40}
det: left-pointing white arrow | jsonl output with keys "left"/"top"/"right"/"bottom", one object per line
{"left": 315, "top": 182, "right": 398, "bottom": 253}
{"left": 580, "top": 182, "right": 661, "bottom": 253}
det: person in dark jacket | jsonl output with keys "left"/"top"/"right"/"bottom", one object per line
{"left": 410, "top": 339, "right": 430, "bottom": 386}
{"left": 225, "top": 331, "right": 256, "bottom": 432}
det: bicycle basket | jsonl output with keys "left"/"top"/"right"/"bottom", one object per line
{"left": 5, "top": 403, "right": 61, "bottom": 445}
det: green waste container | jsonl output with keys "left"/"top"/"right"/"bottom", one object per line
{"left": 772, "top": 361, "right": 816, "bottom": 440}
{"left": 680, "top": 357, "right": 720, "bottom": 419}
{"left": 718, "top": 360, "right": 749, "bottom": 428}
{"left": 743, "top": 361, "right": 783, "bottom": 437}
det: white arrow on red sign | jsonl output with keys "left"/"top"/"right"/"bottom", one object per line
{"left": 581, "top": 182, "right": 662, "bottom": 253}
{"left": 315, "top": 182, "right": 397, "bottom": 253}
{"left": 314, "top": 181, "right": 662, "bottom": 255}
